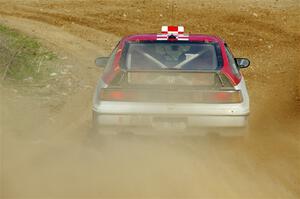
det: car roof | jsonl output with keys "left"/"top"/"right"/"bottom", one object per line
{"left": 122, "top": 34, "right": 225, "bottom": 43}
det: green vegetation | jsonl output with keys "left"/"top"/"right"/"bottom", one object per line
{"left": 0, "top": 24, "right": 56, "bottom": 81}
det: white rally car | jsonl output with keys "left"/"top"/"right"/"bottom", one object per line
{"left": 92, "top": 26, "right": 250, "bottom": 135}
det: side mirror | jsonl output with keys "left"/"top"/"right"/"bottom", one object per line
{"left": 235, "top": 58, "right": 250, "bottom": 69}
{"left": 95, "top": 57, "right": 109, "bottom": 67}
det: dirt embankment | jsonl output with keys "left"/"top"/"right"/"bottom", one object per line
{"left": 0, "top": 0, "right": 300, "bottom": 198}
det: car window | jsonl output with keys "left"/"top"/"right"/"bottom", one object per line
{"left": 123, "top": 41, "right": 222, "bottom": 71}
{"left": 225, "top": 45, "right": 241, "bottom": 78}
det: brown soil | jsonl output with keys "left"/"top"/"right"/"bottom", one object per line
{"left": 0, "top": 0, "right": 299, "bottom": 198}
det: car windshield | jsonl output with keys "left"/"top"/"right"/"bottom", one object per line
{"left": 122, "top": 41, "right": 223, "bottom": 71}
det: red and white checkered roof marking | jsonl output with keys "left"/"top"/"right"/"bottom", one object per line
{"left": 161, "top": 26, "right": 185, "bottom": 34}
{"left": 157, "top": 26, "right": 189, "bottom": 41}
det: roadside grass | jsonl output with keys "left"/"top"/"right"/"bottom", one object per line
{"left": 0, "top": 24, "right": 57, "bottom": 82}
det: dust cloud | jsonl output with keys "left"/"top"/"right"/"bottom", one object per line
{"left": 1, "top": 85, "right": 299, "bottom": 198}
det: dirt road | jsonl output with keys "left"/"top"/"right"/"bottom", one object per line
{"left": 1, "top": 0, "right": 300, "bottom": 198}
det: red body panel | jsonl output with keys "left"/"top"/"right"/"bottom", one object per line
{"left": 102, "top": 34, "right": 241, "bottom": 86}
